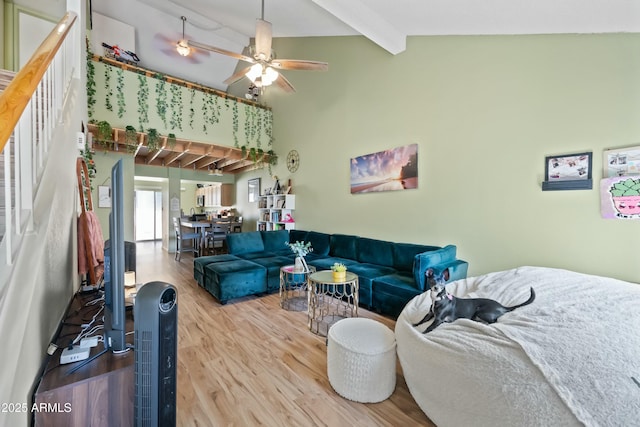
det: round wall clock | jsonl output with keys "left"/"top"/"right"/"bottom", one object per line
{"left": 286, "top": 149, "right": 300, "bottom": 173}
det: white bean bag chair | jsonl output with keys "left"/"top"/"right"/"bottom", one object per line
{"left": 395, "top": 266, "right": 640, "bottom": 427}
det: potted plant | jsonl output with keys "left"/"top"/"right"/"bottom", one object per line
{"left": 331, "top": 262, "right": 347, "bottom": 282}
{"left": 287, "top": 241, "right": 313, "bottom": 272}
{"left": 124, "top": 125, "right": 138, "bottom": 153}
{"left": 147, "top": 128, "right": 160, "bottom": 151}
{"left": 167, "top": 133, "right": 177, "bottom": 149}
{"left": 95, "top": 120, "right": 112, "bottom": 148}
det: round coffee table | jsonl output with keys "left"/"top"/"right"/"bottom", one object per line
{"left": 279, "top": 265, "right": 316, "bottom": 311}
{"left": 307, "top": 270, "right": 359, "bottom": 336}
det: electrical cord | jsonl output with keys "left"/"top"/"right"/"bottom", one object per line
{"left": 71, "top": 305, "right": 104, "bottom": 346}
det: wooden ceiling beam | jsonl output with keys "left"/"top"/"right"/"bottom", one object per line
{"left": 86, "top": 124, "right": 270, "bottom": 174}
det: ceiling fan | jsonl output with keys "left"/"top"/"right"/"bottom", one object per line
{"left": 208, "top": 163, "right": 223, "bottom": 176}
{"left": 187, "top": 0, "right": 328, "bottom": 93}
{"left": 153, "top": 16, "right": 209, "bottom": 64}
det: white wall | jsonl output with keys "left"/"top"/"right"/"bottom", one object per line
{"left": 0, "top": 78, "right": 84, "bottom": 427}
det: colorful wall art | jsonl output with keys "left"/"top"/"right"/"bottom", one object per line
{"left": 600, "top": 176, "right": 640, "bottom": 219}
{"left": 350, "top": 144, "right": 418, "bottom": 194}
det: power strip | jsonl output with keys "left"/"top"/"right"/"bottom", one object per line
{"left": 60, "top": 346, "right": 90, "bottom": 364}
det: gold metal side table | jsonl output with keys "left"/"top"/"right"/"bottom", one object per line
{"left": 279, "top": 265, "right": 316, "bottom": 311}
{"left": 307, "top": 270, "right": 359, "bottom": 336}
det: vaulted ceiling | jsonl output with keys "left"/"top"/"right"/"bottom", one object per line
{"left": 88, "top": 0, "right": 639, "bottom": 174}
{"left": 92, "top": 0, "right": 640, "bottom": 93}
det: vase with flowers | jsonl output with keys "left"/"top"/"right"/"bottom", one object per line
{"left": 331, "top": 262, "right": 347, "bottom": 282}
{"left": 287, "top": 241, "right": 313, "bottom": 272}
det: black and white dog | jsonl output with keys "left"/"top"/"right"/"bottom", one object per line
{"left": 413, "top": 267, "right": 536, "bottom": 333}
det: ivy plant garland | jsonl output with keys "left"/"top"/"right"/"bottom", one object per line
{"left": 104, "top": 64, "right": 113, "bottom": 111}
{"left": 154, "top": 73, "right": 168, "bottom": 129}
{"left": 169, "top": 84, "right": 183, "bottom": 132}
{"left": 201, "top": 91, "right": 209, "bottom": 133}
{"left": 86, "top": 40, "right": 96, "bottom": 119}
{"left": 232, "top": 100, "right": 239, "bottom": 147}
{"left": 188, "top": 88, "right": 196, "bottom": 129}
{"left": 116, "top": 68, "right": 126, "bottom": 118}
{"left": 137, "top": 74, "right": 149, "bottom": 131}
{"left": 89, "top": 60, "right": 277, "bottom": 167}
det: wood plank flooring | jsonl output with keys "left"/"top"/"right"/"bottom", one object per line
{"left": 135, "top": 241, "right": 435, "bottom": 427}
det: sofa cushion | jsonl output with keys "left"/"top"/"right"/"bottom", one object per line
{"left": 358, "top": 238, "right": 394, "bottom": 267}
{"left": 372, "top": 272, "right": 423, "bottom": 318}
{"left": 306, "top": 231, "right": 331, "bottom": 256}
{"left": 347, "top": 263, "right": 397, "bottom": 308}
{"left": 330, "top": 234, "right": 359, "bottom": 260}
{"left": 393, "top": 243, "right": 440, "bottom": 272}
{"left": 413, "top": 245, "right": 458, "bottom": 290}
{"left": 261, "top": 229, "right": 290, "bottom": 252}
{"left": 236, "top": 251, "right": 277, "bottom": 260}
{"left": 226, "top": 231, "right": 265, "bottom": 255}
{"left": 348, "top": 263, "right": 396, "bottom": 279}
{"left": 193, "top": 254, "right": 240, "bottom": 286}
{"left": 249, "top": 255, "right": 293, "bottom": 292}
{"left": 203, "top": 259, "right": 267, "bottom": 303}
{"left": 307, "top": 256, "right": 359, "bottom": 271}
{"left": 289, "top": 229, "right": 309, "bottom": 243}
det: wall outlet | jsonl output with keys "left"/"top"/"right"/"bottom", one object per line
{"left": 60, "top": 346, "right": 90, "bottom": 364}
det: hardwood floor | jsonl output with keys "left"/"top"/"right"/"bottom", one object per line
{"left": 135, "top": 241, "right": 435, "bottom": 427}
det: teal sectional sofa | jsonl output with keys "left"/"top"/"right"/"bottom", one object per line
{"left": 193, "top": 229, "right": 468, "bottom": 318}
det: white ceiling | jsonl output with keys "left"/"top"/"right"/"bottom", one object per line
{"left": 91, "top": 0, "right": 640, "bottom": 92}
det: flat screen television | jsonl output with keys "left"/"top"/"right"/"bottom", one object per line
{"left": 103, "top": 159, "right": 127, "bottom": 353}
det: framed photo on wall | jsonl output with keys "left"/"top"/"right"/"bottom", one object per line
{"left": 98, "top": 185, "right": 111, "bottom": 208}
{"left": 603, "top": 145, "right": 640, "bottom": 177}
{"left": 248, "top": 178, "right": 260, "bottom": 202}
{"left": 542, "top": 152, "right": 593, "bottom": 191}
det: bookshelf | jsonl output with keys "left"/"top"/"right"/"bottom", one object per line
{"left": 257, "top": 194, "right": 295, "bottom": 231}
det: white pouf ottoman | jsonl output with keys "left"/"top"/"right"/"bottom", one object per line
{"left": 327, "top": 318, "right": 397, "bottom": 403}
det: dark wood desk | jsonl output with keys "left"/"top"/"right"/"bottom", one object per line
{"left": 34, "top": 292, "right": 134, "bottom": 427}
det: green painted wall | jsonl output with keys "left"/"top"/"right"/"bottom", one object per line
{"left": 262, "top": 34, "right": 640, "bottom": 283}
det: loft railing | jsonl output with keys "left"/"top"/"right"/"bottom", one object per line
{"left": 0, "top": 12, "right": 78, "bottom": 265}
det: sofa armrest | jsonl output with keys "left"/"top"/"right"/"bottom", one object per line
{"left": 413, "top": 245, "right": 458, "bottom": 290}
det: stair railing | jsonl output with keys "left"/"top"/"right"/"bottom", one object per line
{"left": 0, "top": 11, "right": 78, "bottom": 265}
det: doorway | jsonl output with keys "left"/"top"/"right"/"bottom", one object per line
{"left": 135, "top": 190, "right": 162, "bottom": 241}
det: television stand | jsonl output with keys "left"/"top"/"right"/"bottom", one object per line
{"left": 33, "top": 291, "right": 134, "bottom": 426}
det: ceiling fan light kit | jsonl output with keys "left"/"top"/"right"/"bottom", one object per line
{"left": 182, "top": 0, "right": 328, "bottom": 94}
{"left": 208, "top": 165, "right": 223, "bottom": 176}
{"left": 246, "top": 63, "right": 279, "bottom": 87}
{"left": 176, "top": 40, "right": 190, "bottom": 57}
{"left": 176, "top": 16, "right": 192, "bottom": 57}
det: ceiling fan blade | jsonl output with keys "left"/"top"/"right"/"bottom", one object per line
{"left": 270, "top": 59, "right": 329, "bottom": 72}
{"left": 187, "top": 40, "right": 255, "bottom": 63}
{"left": 255, "top": 19, "right": 272, "bottom": 61}
{"left": 273, "top": 72, "right": 296, "bottom": 93}
{"left": 223, "top": 65, "right": 254, "bottom": 86}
